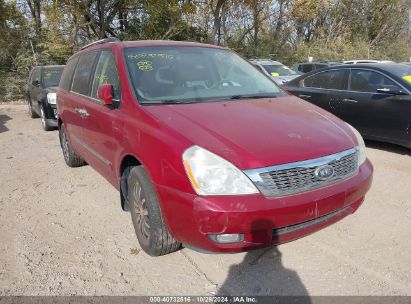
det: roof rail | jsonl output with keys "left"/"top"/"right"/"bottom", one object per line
{"left": 249, "top": 58, "right": 272, "bottom": 61}
{"left": 80, "top": 37, "right": 120, "bottom": 50}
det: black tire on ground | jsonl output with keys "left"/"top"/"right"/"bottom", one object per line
{"left": 128, "top": 166, "right": 181, "bottom": 256}
{"left": 40, "top": 106, "right": 54, "bottom": 131}
{"left": 28, "top": 100, "right": 39, "bottom": 118}
{"left": 59, "top": 125, "right": 86, "bottom": 167}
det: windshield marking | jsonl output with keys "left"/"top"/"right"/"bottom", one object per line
{"left": 137, "top": 60, "right": 154, "bottom": 71}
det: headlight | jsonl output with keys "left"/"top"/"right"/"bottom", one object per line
{"left": 347, "top": 124, "right": 366, "bottom": 165}
{"left": 182, "top": 146, "right": 259, "bottom": 195}
{"left": 47, "top": 92, "right": 56, "bottom": 105}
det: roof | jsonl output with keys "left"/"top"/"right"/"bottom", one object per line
{"left": 343, "top": 59, "right": 393, "bottom": 63}
{"left": 337, "top": 63, "right": 405, "bottom": 70}
{"left": 294, "top": 61, "right": 341, "bottom": 65}
{"left": 32, "top": 65, "right": 65, "bottom": 70}
{"left": 68, "top": 39, "right": 226, "bottom": 62}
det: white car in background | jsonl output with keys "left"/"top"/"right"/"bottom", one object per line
{"left": 250, "top": 59, "right": 301, "bottom": 85}
{"left": 343, "top": 59, "right": 394, "bottom": 64}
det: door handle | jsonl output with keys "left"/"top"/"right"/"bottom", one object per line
{"left": 75, "top": 108, "right": 89, "bottom": 118}
{"left": 342, "top": 98, "right": 358, "bottom": 103}
{"left": 298, "top": 94, "right": 311, "bottom": 99}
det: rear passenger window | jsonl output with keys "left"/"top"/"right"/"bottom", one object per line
{"left": 60, "top": 58, "right": 79, "bottom": 91}
{"left": 91, "top": 51, "right": 121, "bottom": 100}
{"left": 71, "top": 52, "right": 97, "bottom": 95}
{"left": 302, "top": 69, "right": 346, "bottom": 90}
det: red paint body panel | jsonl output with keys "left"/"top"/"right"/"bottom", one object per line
{"left": 57, "top": 40, "right": 373, "bottom": 253}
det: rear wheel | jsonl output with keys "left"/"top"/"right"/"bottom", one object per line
{"left": 128, "top": 166, "right": 181, "bottom": 256}
{"left": 59, "top": 125, "right": 86, "bottom": 167}
{"left": 40, "top": 106, "right": 54, "bottom": 131}
{"left": 27, "top": 100, "right": 39, "bottom": 118}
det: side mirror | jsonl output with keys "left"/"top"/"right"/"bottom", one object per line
{"left": 32, "top": 80, "right": 40, "bottom": 87}
{"left": 97, "top": 84, "right": 113, "bottom": 105}
{"left": 376, "top": 85, "right": 407, "bottom": 96}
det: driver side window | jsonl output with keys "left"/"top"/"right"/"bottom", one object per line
{"left": 91, "top": 50, "right": 121, "bottom": 100}
{"left": 31, "top": 69, "right": 41, "bottom": 85}
{"left": 349, "top": 69, "right": 399, "bottom": 93}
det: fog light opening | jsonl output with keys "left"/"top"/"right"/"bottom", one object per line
{"left": 208, "top": 233, "right": 244, "bottom": 244}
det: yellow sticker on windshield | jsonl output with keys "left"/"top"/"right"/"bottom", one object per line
{"left": 402, "top": 75, "right": 411, "bottom": 83}
{"left": 137, "top": 60, "right": 153, "bottom": 71}
{"left": 271, "top": 72, "right": 279, "bottom": 76}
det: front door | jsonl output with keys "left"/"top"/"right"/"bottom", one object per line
{"left": 80, "top": 50, "right": 122, "bottom": 184}
{"left": 286, "top": 68, "right": 348, "bottom": 116}
{"left": 29, "top": 67, "right": 42, "bottom": 114}
{"left": 342, "top": 68, "right": 411, "bottom": 144}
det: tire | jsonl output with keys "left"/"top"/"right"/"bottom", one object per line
{"left": 59, "top": 125, "right": 86, "bottom": 167}
{"left": 128, "top": 166, "right": 181, "bottom": 256}
{"left": 28, "top": 100, "right": 39, "bottom": 118}
{"left": 40, "top": 106, "right": 54, "bottom": 131}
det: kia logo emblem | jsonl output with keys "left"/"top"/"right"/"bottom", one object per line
{"left": 314, "top": 165, "right": 335, "bottom": 180}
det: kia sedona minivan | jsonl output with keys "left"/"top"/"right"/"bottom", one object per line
{"left": 57, "top": 39, "right": 373, "bottom": 256}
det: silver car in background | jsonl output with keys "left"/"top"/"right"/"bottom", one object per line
{"left": 250, "top": 59, "right": 300, "bottom": 85}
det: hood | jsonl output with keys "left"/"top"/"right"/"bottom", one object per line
{"left": 271, "top": 75, "right": 299, "bottom": 85}
{"left": 44, "top": 86, "right": 59, "bottom": 93}
{"left": 144, "top": 96, "right": 357, "bottom": 170}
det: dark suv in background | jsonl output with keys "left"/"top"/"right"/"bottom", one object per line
{"left": 27, "top": 65, "right": 64, "bottom": 131}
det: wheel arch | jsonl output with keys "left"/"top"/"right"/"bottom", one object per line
{"left": 58, "top": 117, "right": 63, "bottom": 129}
{"left": 119, "top": 154, "right": 142, "bottom": 211}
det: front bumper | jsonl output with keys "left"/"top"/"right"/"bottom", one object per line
{"left": 43, "top": 104, "right": 57, "bottom": 127}
{"left": 155, "top": 159, "right": 373, "bottom": 252}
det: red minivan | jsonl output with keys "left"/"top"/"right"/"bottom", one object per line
{"left": 57, "top": 38, "right": 373, "bottom": 256}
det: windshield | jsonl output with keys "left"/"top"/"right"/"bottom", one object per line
{"left": 384, "top": 64, "right": 411, "bottom": 85}
{"left": 262, "top": 64, "right": 297, "bottom": 76}
{"left": 124, "top": 46, "right": 284, "bottom": 104}
{"left": 43, "top": 68, "right": 63, "bottom": 87}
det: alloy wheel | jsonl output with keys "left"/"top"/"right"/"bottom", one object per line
{"left": 133, "top": 182, "right": 150, "bottom": 241}
{"left": 61, "top": 129, "right": 70, "bottom": 163}
{"left": 40, "top": 107, "right": 46, "bottom": 128}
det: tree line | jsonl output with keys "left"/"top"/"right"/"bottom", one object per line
{"left": 1, "top": 0, "right": 410, "bottom": 101}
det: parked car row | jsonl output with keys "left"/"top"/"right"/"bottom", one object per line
{"left": 246, "top": 59, "right": 399, "bottom": 85}
{"left": 282, "top": 63, "right": 411, "bottom": 148}
{"left": 27, "top": 39, "right": 374, "bottom": 257}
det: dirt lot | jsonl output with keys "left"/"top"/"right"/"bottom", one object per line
{"left": 1, "top": 104, "right": 411, "bottom": 296}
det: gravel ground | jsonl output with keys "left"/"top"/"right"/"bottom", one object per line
{"left": 1, "top": 104, "right": 410, "bottom": 296}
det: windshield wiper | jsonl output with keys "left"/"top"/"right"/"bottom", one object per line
{"left": 228, "top": 94, "right": 278, "bottom": 100}
{"left": 140, "top": 99, "right": 197, "bottom": 105}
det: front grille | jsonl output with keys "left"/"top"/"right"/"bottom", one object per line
{"left": 244, "top": 148, "right": 358, "bottom": 197}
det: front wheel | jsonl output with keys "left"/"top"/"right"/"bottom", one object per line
{"left": 59, "top": 125, "right": 86, "bottom": 167}
{"left": 40, "top": 106, "right": 54, "bottom": 131}
{"left": 128, "top": 166, "right": 181, "bottom": 256}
